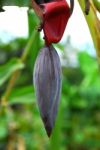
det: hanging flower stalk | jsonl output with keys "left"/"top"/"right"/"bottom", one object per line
{"left": 32, "top": 0, "right": 74, "bottom": 137}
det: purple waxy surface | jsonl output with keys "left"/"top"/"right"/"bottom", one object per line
{"left": 33, "top": 45, "right": 61, "bottom": 137}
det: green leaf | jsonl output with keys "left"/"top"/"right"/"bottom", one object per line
{"left": 0, "top": 125, "right": 7, "bottom": 139}
{"left": 0, "top": 118, "right": 8, "bottom": 139}
{"left": 0, "top": 0, "right": 29, "bottom": 7}
{"left": 0, "top": 58, "right": 24, "bottom": 86}
{"left": 9, "top": 86, "right": 35, "bottom": 104}
{"left": 93, "top": 0, "right": 100, "bottom": 12}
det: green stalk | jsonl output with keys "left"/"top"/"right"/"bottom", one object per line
{"left": 93, "top": 0, "right": 100, "bottom": 12}
{"left": 78, "top": 0, "right": 100, "bottom": 67}
{"left": 21, "top": 30, "right": 38, "bottom": 62}
{"left": 1, "top": 30, "right": 39, "bottom": 104}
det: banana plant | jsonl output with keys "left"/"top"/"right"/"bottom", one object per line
{"left": 0, "top": 0, "right": 100, "bottom": 139}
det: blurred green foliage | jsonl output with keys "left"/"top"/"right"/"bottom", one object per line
{"left": 0, "top": 1, "right": 100, "bottom": 150}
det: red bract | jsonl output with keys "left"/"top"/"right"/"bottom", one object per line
{"left": 41, "top": 0, "right": 70, "bottom": 45}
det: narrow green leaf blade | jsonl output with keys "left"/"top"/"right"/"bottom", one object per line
{"left": 9, "top": 86, "right": 35, "bottom": 104}
{"left": 0, "top": 58, "right": 24, "bottom": 86}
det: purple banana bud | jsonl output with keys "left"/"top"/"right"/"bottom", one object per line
{"left": 33, "top": 45, "right": 61, "bottom": 137}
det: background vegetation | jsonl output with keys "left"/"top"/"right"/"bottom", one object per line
{"left": 0, "top": 0, "right": 100, "bottom": 149}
